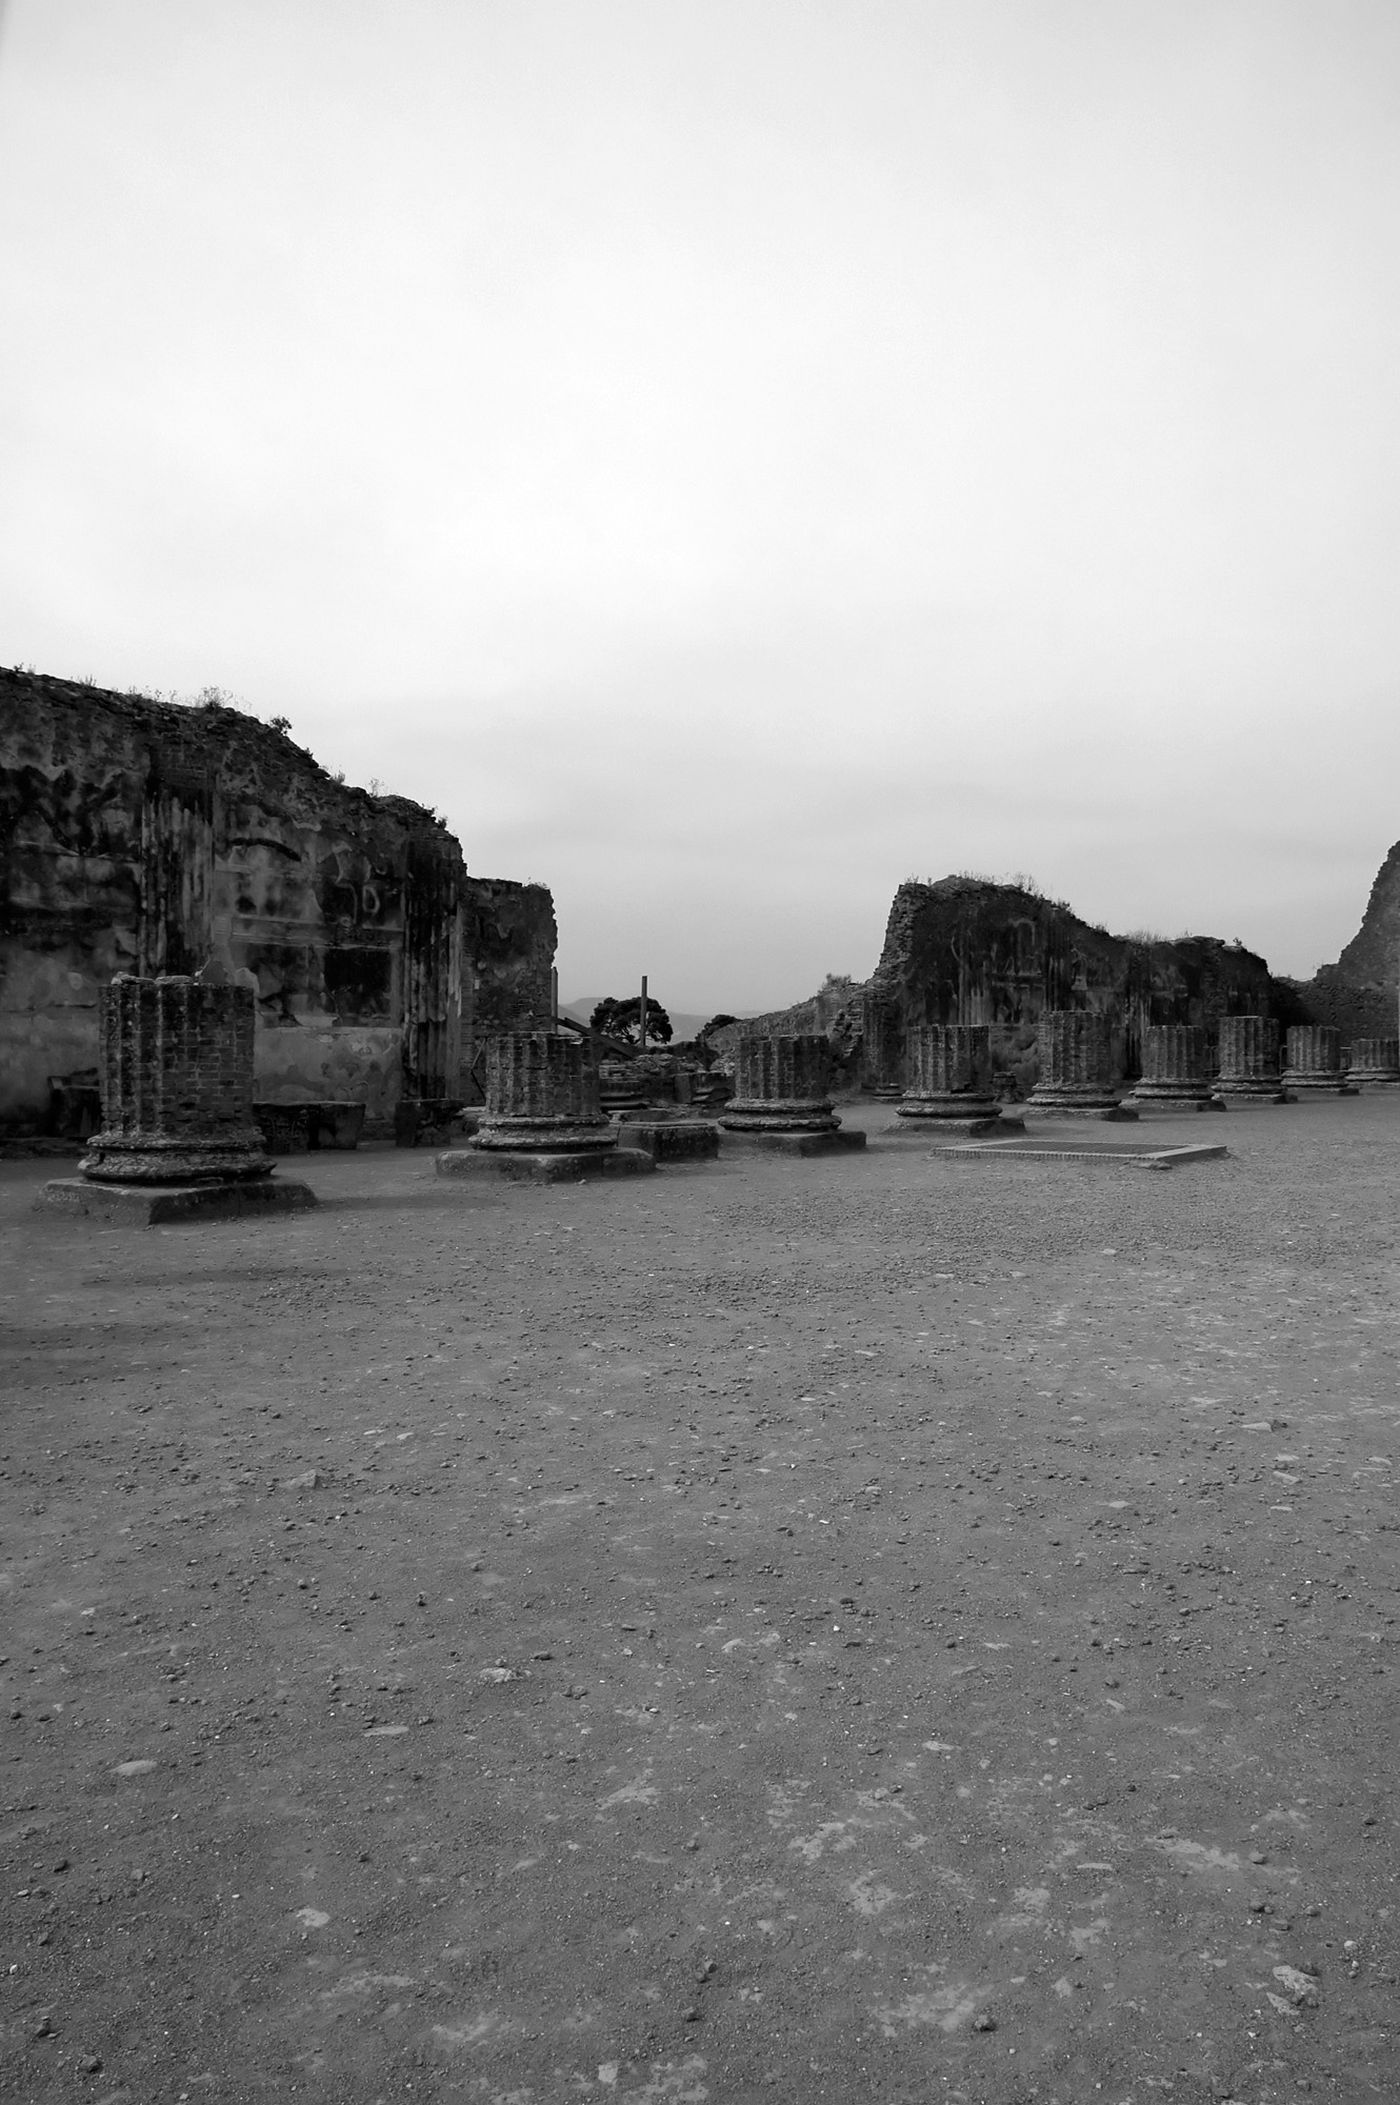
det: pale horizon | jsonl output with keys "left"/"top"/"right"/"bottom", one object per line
{"left": 4, "top": 2, "right": 1398, "bottom": 1007}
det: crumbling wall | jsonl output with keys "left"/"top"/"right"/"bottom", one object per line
{"left": 871, "top": 878, "right": 1284, "bottom": 1089}
{"left": 463, "top": 877, "right": 556, "bottom": 1033}
{"left": 1, "top": 670, "right": 554, "bottom": 1134}
{"left": 711, "top": 880, "right": 1290, "bottom": 1096}
{"left": 1298, "top": 840, "right": 1400, "bottom": 1046}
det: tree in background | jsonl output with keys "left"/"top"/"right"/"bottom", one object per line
{"left": 588, "top": 995, "right": 673, "bottom": 1047}
{"left": 698, "top": 1013, "right": 738, "bottom": 1040}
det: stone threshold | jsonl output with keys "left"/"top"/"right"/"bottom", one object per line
{"left": 939, "top": 1138, "right": 1228, "bottom": 1171}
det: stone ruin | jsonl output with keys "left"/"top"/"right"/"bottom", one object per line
{"left": 887, "top": 1024, "right": 1019, "bottom": 1136}
{"left": 2, "top": 668, "right": 555, "bottom": 1145}
{"left": 712, "top": 876, "right": 1331, "bottom": 1111}
{"left": 1346, "top": 1038, "right": 1400, "bottom": 1089}
{"left": 1282, "top": 1025, "right": 1356, "bottom": 1096}
{"left": 1122, "top": 1025, "right": 1220, "bottom": 1113}
{"left": 39, "top": 972, "right": 316, "bottom": 1223}
{"left": 1298, "top": 835, "right": 1400, "bottom": 1044}
{"left": 718, "top": 1035, "right": 865, "bottom": 1156}
{"left": 1026, "top": 1011, "right": 1136, "bottom": 1120}
{"left": 435, "top": 1031, "right": 654, "bottom": 1183}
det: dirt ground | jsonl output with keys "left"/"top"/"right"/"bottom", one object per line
{"left": 2, "top": 1096, "right": 1398, "bottom": 2105}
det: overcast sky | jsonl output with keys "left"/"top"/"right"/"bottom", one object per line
{"left": 3, "top": 2, "right": 1398, "bottom": 1008}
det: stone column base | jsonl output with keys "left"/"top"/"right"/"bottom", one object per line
{"left": 80, "top": 1139, "right": 273, "bottom": 1183}
{"left": 37, "top": 1176, "right": 317, "bottom": 1224}
{"left": 882, "top": 1112, "right": 1022, "bottom": 1138}
{"left": 718, "top": 1127, "right": 867, "bottom": 1156}
{"left": 1120, "top": 1093, "right": 1227, "bottom": 1113}
{"left": 472, "top": 1118, "right": 617, "bottom": 1151}
{"left": 1351, "top": 1075, "right": 1400, "bottom": 1090}
{"left": 896, "top": 1095, "right": 1003, "bottom": 1121}
{"left": 436, "top": 1145, "right": 655, "bottom": 1183}
{"left": 1282, "top": 1080, "right": 1359, "bottom": 1095}
{"left": 1215, "top": 1083, "right": 1292, "bottom": 1102}
{"left": 1023, "top": 1101, "right": 1139, "bottom": 1121}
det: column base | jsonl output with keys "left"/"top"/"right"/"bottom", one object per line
{"left": 881, "top": 1112, "right": 1023, "bottom": 1138}
{"left": 1282, "top": 1079, "right": 1359, "bottom": 1095}
{"left": 718, "top": 1127, "right": 867, "bottom": 1156}
{"left": 1023, "top": 1102, "right": 1139, "bottom": 1121}
{"left": 1120, "top": 1093, "right": 1227, "bottom": 1113}
{"left": 616, "top": 1119, "right": 721, "bottom": 1163}
{"left": 436, "top": 1145, "right": 655, "bottom": 1183}
{"left": 1215, "top": 1083, "right": 1292, "bottom": 1102}
{"left": 896, "top": 1095, "right": 1003, "bottom": 1121}
{"left": 1350, "top": 1075, "right": 1400, "bottom": 1090}
{"left": 37, "top": 1176, "right": 317, "bottom": 1224}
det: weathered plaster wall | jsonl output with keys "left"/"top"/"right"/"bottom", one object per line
{"left": 1, "top": 670, "right": 554, "bottom": 1132}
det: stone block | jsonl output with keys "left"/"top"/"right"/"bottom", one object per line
{"left": 37, "top": 1176, "right": 318, "bottom": 1223}
{"left": 394, "top": 1098, "right": 469, "bottom": 1146}
{"left": 616, "top": 1119, "right": 721, "bottom": 1162}
{"left": 254, "top": 1100, "right": 366, "bottom": 1152}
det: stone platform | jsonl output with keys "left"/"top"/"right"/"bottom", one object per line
{"left": 38, "top": 1176, "right": 318, "bottom": 1223}
{"left": 718, "top": 1127, "right": 867, "bottom": 1157}
{"left": 616, "top": 1119, "right": 721, "bottom": 1163}
{"left": 436, "top": 1146, "right": 655, "bottom": 1184}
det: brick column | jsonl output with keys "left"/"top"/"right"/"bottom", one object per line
{"left": 721, "top": 1036, "right": 838, "bottom": 1133}
{"left": 473, "top": 1033, "right": 615, "bottom": 1151}
{"left": 1124, "top": 1025, "right": 1215, "bottom": 1109}
{"left": 1215, "top": 1016, "right": 1286, "bottom": 1100}
{"left": 81, "top": 975, "right": 271, "bottom": 1184}
{"left": 1346, "top": 1037, "right": 1400, "bottom": 1088}
{"left": 897, "top": 1025, "right": 999, "bottom": 1120}
{"left": 1282, "top": 1025, "right": 1352, "bottom": 1095}
{"left": 1027, "top": 1011, "right": 1121, "bottom": 1112}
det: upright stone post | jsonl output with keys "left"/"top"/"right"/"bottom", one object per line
{"left": 1122, "top": 1025, "right": 1221, "bottom": 1112}
{"left": 1026, "top": 1011, "right": 1134, "bottom": 1118}
{"left": 39, "top": 973, "right": 316, "bottom": 1222}
{"left": 437, "top": 1031, "right": 653, "bottom": 1182}
{"left": 1214, "top": 1015, "right": 1288, "bottom": 1101}
{"left": 1282, "top": 1025, "right": 1355, "bottom": 1095}
{"left": 888, "top": 1025, "right": 1017, "bottom": 1135}
{"left": 1345, "top": 1037, "right": 1400, "bottom": 1089}
{"left": 858, "top": 994, "right": 905, "bottom": 1098}
{"left": 719, "top": 1035, "right": 865, "bottom": 1155}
